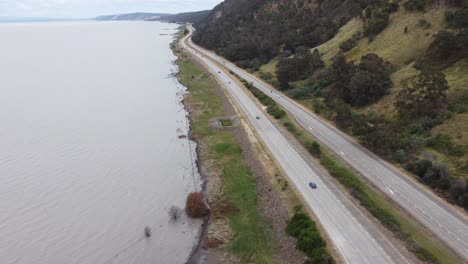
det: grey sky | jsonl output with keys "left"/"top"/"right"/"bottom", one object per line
{"left": 0, "top": 0, "right": 223, "bottom": 18}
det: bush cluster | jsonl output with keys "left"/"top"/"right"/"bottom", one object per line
{"left": 339, "top": 31, "right": 362, "bottom": 52}
{"left": 305, "top": 140, "right": 321, "bottom": 157}
{"left": 427, "top": 133, "right": 466, "bottom": 157}
{"left": 445, "top": 7, "right": 468, "bottom": 28}
{"left": 404, "top": 0, "right": 434, "bottom": 12}
{"left": 362, "top": 2, "right": 398, "bottom": 37}
{"left": 242, "top": 80, "right": 286, "bottom": 119}
{"left": 286, "top": 211, "right": 333, "bottom": 263}
{"left": 276, "top": 48, "right": 324, "bottom": 89}
{"left": 283, "top": 121, "right": 302, "bottom": 137}
{"left": 327, "top": 53, "right": 393, "bottom": 107}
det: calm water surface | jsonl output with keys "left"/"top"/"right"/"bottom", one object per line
{"left": 0, "top": 21, "right": 202, "bottom": 264}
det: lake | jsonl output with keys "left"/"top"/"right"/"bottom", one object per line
{"left": 0, "top": 21, "right": 202, "bottom": 264}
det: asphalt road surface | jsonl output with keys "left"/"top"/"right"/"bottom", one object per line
{"left": 180, "top": 27, "right": 412, "bottom": 264}
{"left": 184, "top": 26, "right": 468, "bottom": 261}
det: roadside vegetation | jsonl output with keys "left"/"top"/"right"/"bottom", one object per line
{"left": 231, "top": 72, "right": 462, "bottom": 264}
{"left": 287, "top": 209, "right": 334, "bottom": 264}
{"left": 176, "top": 49, "right": 275, "bottom": 263}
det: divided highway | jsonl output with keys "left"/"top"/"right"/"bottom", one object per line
{"left": 185, "top": 26, "right": 468, "bottom": 261}
{"left": 180, "top": 27, "right": 411, "bottom": 264}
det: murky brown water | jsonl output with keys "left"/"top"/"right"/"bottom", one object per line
{"left": 0, "top": 21, "right": 202, "bottom": 264}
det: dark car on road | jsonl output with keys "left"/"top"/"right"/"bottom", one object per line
{"left": 309, "top": 182, "right": 317, "bottom": 189}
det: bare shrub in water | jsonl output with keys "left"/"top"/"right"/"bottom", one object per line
{"left": 168, "top": 206, "right": 182, "bottom": 222}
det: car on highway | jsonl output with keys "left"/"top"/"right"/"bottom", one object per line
{"left": 309, "top": 182, "right": 317, "bottom": 189}
{"left": 256, "top": 116, "right": 260, "bottom": 120}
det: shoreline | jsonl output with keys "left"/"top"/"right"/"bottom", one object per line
{"left": 171, "top": 37, "right": 210, "bottom": 264}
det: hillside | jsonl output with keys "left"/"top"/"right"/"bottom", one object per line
{"left": 193, "top": 0, "right": 386, "bottom": 69}
{"left": 156, "top": 10, "right": 210, "bottom": 24}
{"left": 194, "top": 0, "right": 468, "bottom": 210}
{"left": 94, "top": 12, "right": 169, "bottom": 21}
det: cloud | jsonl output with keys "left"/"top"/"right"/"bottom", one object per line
{"left": 0, "top": 0, "right": 222, "bottom": 18}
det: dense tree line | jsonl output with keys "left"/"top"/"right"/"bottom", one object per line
{"left": 193, "top": 0, "right": 387, "bottom": 69}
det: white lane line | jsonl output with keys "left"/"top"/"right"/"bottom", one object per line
{"left": 386, "top": 187, "right": 395, "bottom": 195}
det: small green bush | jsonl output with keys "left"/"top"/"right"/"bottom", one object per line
{"left": 305, "top": 140, "right": 322, "bottom": 157}
{"left": 417, "top": 19, "right": 432, "bottom": 29}
{"left": 286, "top": 211, "right": 334, "bottom": 263}
{"left": 283, "top": 121, "right": 302, "bottom": 136}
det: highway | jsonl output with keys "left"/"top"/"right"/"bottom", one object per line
{"left": 184, "top": 26, "right": 468, "bottom": 261}
{"left": 180, "top": 27, "right": 412, "bottom": 264}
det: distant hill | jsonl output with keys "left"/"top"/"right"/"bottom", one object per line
{"left": 156, "top": 10, "right": 211, "bottom": 24}
{"left": 94, "top": 12, "right": 169, "bottom": 21}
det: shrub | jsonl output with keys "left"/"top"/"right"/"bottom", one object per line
{"left": 305, "top": 140, "right": 322, "bottom": 157}
{"left": 297, "top": 227, "right": 326, "bottom": 254}
{"left": 283, "top": 121, "right": 302, "bottom": 136}
{"left": 417, "top": 19, "right": 432, "bottom": 29}
{"left": 169, "top": 206, "right": 182, "bottom": 222}
{"left": 363, "top": 6, "right": 391, "bottom": 37}
{"left": 404, "top": 0, "right": 434, "bottom": 12}
{"left": 446, "top": 7, "right": 468, "bottom": 28}
{"left": 185, "top": 192, "right": 208, "bottom": 218}
{"left": 339, "top": 32, "right": 362, "bottom": 52}
{"left": 427, "top": 134, "right": 466, "bottom": 157}
{"left": 395, "top": 70, "right": 448, "bottom": 118}
{"left": 308, "top": 247, "right": 334, "bottom": 264}
{"left": 286, "top": 212, "right": 315, "bottom": 237}
{"left": 286, "top": 211, "right": 334, "bottom": 263}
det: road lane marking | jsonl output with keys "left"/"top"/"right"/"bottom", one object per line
{"left": 386, "top": 187, "right": 395, "bottom": 195}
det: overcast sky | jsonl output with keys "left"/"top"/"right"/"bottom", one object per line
{"left": 0, "top": 0, "right": 223, "bottom": 18}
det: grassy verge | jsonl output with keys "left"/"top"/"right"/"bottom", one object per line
{"left": 231, "top": 73, "right": 462, "bottom": 264}
{"left": 176, "top": 50, "right": 275, "bottom": 263}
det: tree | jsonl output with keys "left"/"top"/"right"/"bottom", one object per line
{"left": 297, "top": 227, "right": 326, "bottom": 254}
{"left": 395, "top": 70, "right": 448, "bottom": 118}
{"left": 276, "top": 47, "right": 324, "bottom": 89}
{"left": 328, "top": 52, "right": 355, "bottom": 100}
{"left": 348, "top": 69, "right": 389, "bottom": 106}
{"left": 328, "top": 53, "right": 392, "bottom": 106}
{"left": 311, "top": 48, "right": 324, "bottom": 69}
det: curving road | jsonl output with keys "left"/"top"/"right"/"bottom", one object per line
{"left": 180, "top": 27, "right": 412, "bottom": 264}
{"left": 184, "top": 26, "right": 468, "bottom": 261}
